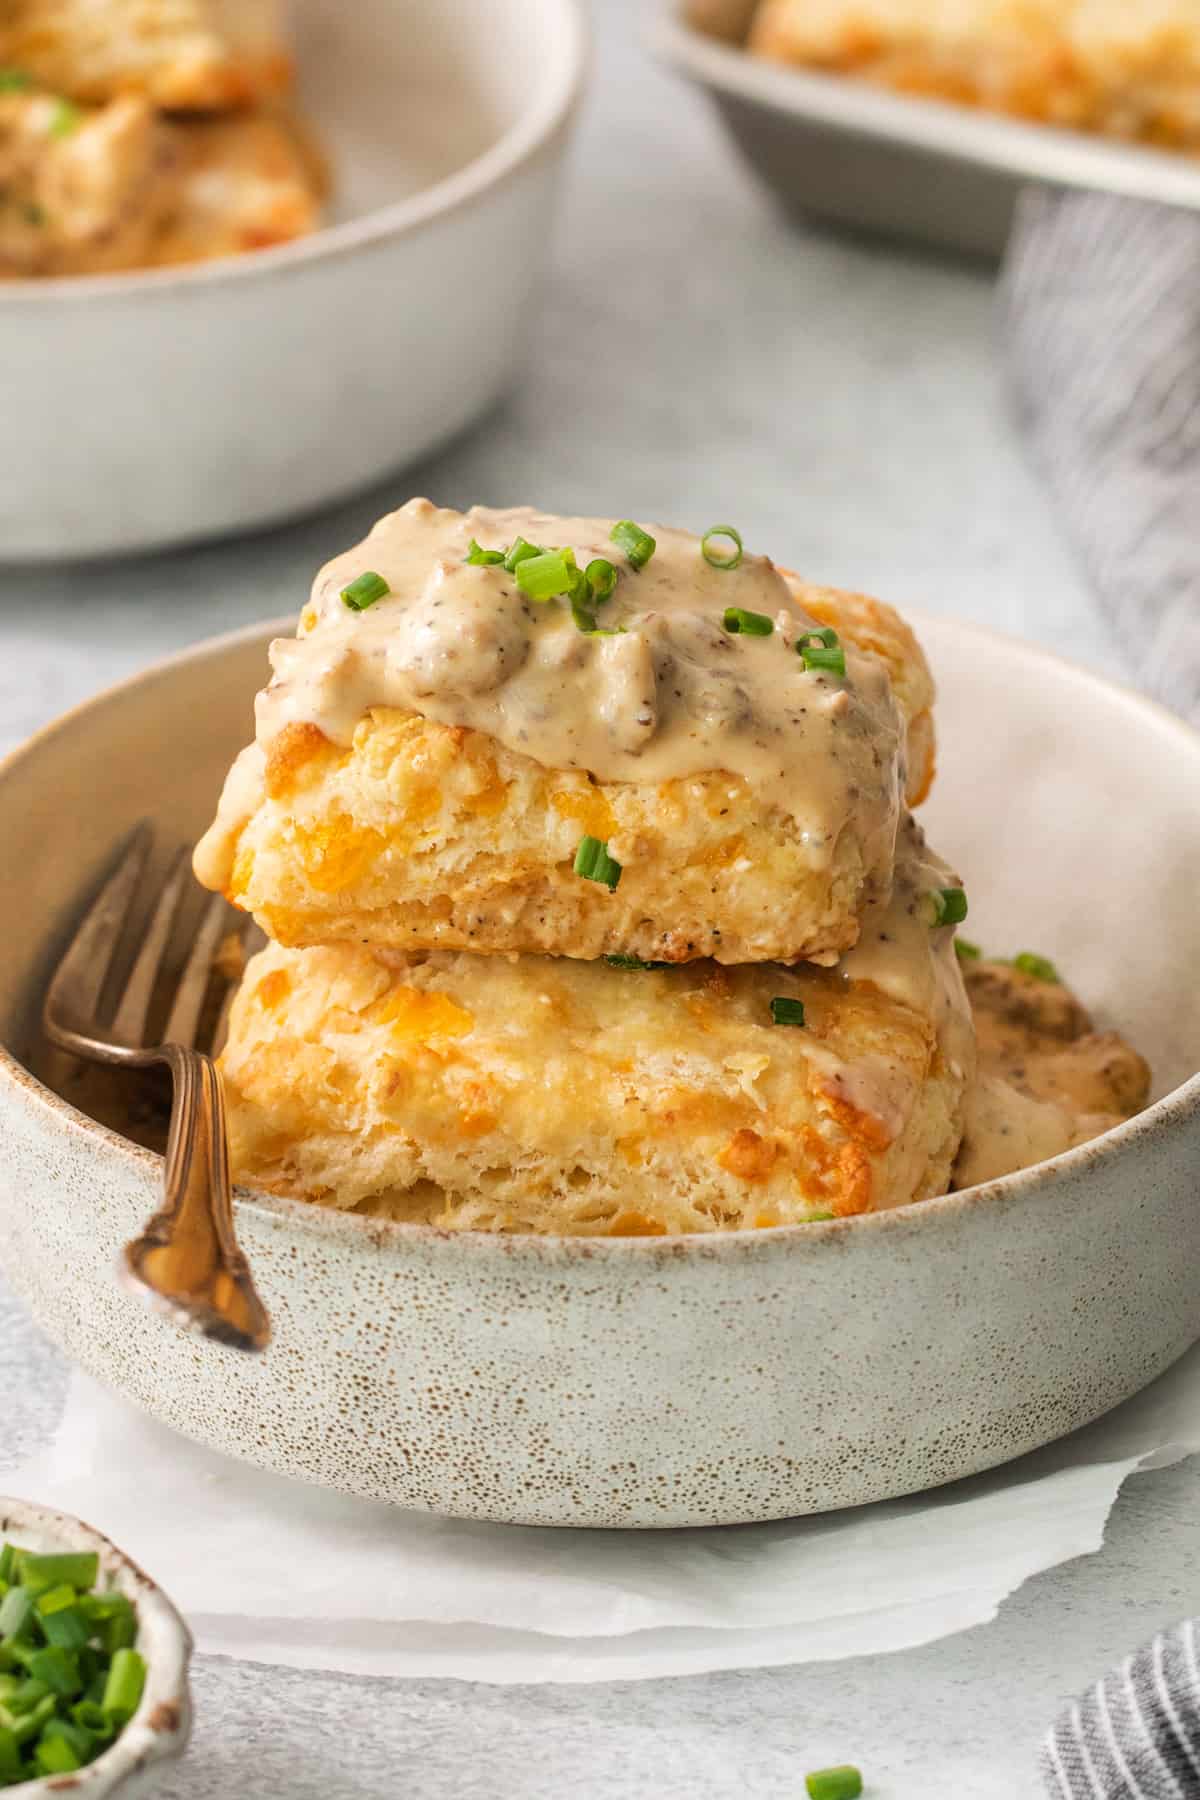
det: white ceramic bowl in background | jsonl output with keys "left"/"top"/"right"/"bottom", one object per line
{"left": 0, "top": 0, "right": 587, "bottom": 561}
{"left": 0, "top": 615, "right": 1197, "bottom": 1528}
{"left": 0, "top": 1498, "right": 191, "bottom": 1797}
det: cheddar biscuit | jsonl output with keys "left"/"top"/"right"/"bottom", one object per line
{"left": 220, "top": 820, "right": 974, "bottom": 1233}
{"left": 195, "top": 503, "right": 936, "bottom": 967}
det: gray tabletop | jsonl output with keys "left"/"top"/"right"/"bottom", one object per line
{"left": 0, "top": 4, "right": 1191, "bottom": 1795}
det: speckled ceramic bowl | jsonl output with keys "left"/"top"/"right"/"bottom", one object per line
{"left": 0, "top": 616, "right": 1197, "bottom": 1528}
{"left": 0, "top": 1498, "right": 191, "bottom": 1797}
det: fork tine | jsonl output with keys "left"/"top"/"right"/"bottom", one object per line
{"left": 44, "top": 823, "right": 153, "bottom": 1028}
{"left": 163, "top": 892, "right": 229, "bottom": 1050}
{"left": 109, "top": 847, "right": 190, "bottom": 1049}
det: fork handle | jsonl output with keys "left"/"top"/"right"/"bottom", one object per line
{"left": 121, "top": 1045, "right": 271, "bottom": 1353}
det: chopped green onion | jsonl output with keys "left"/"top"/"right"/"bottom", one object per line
{"left": 515, "top": 550, "right": 572, "bottom": 602}
{"left": 40, "top": 1606, "right": 90, "bottom": 1652}
{"left": 0, "top": 1545, "right": 145, "bottom": 1778}
{"left": 1013, "top": 951, "right": 1059, "bottom": 983}
{"left": 26, "top": 1649, "right": 81, "bottom": 1699}
{"left": 701, "top": 524, "right": 743, "bottom": 569}
{"left": 805, "top": 1767, "right": 863, "bottom": 1800}
{"left": 464, "top": 538, "right": 505, "bottom": 566}
{"left": 70, "top": 1699, "right": 115, "bottom": 1741}
{"left": 0, "top": 1590, "right": 33, "bottom": 1641}
{"left": 930, "top": 887, "right": 969, "bottom": 927}
{"left": 340, "top": 570, "right": 389, "bottom": 612}
{"left": 0, "top": 70, "right": 32, "bottom": 92}
{"left": 769, "top": 997, "right": 806, "bottom": 1027}
{"left": 101, "top": 1649, "right": 145, "bottom": 1726}
{"left": 503, "top": 536, "right": 543, "bottom": 572}
{"left": 722, "top": 607, "right": 773, "bottom": 637}
{"left": 18, "top": 1555, "right": 98, "bottom": 1598}
{"left": 49, "top": 97, "right": 81, "bottom": 138}
{"left": 6, "top": 1677, "right": 50, "bottom": 1713}
{"left": 807, "top": 1209, "right": 836, "bottom": 1222}
{"left": 35, "top": 1585, "right": 78, "bottom": 1618}
{"left": 35, "top": 1731, "right": 82, "bottom": 1775}
{"left": 603, "top": 954, "right": 669, "bottom": 970}
{"left": 610, "top": 520, "right": 656, "bottom": 571}
{"left": 569, "top": 570, "right": 624, "bottom": 636}
{"left": 9, "top": 1695, "right": 55, "bottom": 1747}
{"left": 799, "top": 627, "right": 846, "bottom": 677}
{"left": 573, "top": 836, "right": 621, "bottom": 891}
{"left": 954, "top": 937, "right": 982, "bottom": 961}
{"left": 585, "top": 558, "right": 618, "bottom": 602}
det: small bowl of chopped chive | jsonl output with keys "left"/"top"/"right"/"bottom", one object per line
{"left": 0, "top": 1499, "right": 191, "bottom": 1794}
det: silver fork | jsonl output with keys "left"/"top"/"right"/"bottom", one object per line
{"left": 43, "top": 823, "right": 271, "bottom": 1354}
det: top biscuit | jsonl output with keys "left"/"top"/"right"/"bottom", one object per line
{"left": 194, "top": 500, "right": 936, "bottom": 966}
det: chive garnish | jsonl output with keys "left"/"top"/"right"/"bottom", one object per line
{"left": 515, "top": 550, "right": 572, "bottom": 602}
{"left": 603, "top": 954, "right": 668, "bottom": 970}
{"left": 805, "top": 1768, "right": 863, "bottom": 1800}
{"left": 340, "top": 570, "right": 389, "bottom": 612}
{"left": 610, "top": 520, "right": 656, "bottom": 571}
{"left": 0, "top": 1539, "right": 146, "bottom": 1781}
{"left": 1013, "top": 951, "right": 1059, "bottom": 983}
{"left": 769, "top": 997, "right": 806, "bottom": 1027}
{"left": 101, "top": 1648, "right": 145, "bottom": 1725}
{"left": 0, "top": 70, "right": 32, "bottom": 92}
{"left": 723, "top": 607, "right": 773, "bottom": 636}
{"left": 48, "top": 97, "right": 80, "bottom": 138}
{"left": 701, "top": 524, "right": 743, "bottom": 569}
{"left": 930, "top": 887, "right": 969, "bottom": 927}
{"left": 585, "top": 558, "right": 618, "bottom": 602}
{"left": 465, "top": 538, "right": 505, "bottom": 566}
{"left": 503, "top": 536, "right": 542, "bottom": 573}
{"left": 954, "top": 937, "right": 982, "bottom": 961}
{"left": 798, "top": 626, "right": 846, "bottom": 677}
{"left": 574, "top": 836, "right": 621, "bottom": 890}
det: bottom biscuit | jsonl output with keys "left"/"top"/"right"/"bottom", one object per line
{"left": 219, "top": 821, "right": 974, "bottom": 1234}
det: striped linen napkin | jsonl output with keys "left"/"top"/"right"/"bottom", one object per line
{"left": 1000, "top": 187, "right": 1200, "bottom": 727}
{"left": 1041, "top": 1620, "right": 1200, "bottom": 1799}
{"left": 1002, "top": 185, "right": 1200, "bottom": 1798}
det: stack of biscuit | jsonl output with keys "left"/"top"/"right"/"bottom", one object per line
{"left": 0, "top": 0, "right": 322, "bottom": 278}
{"left": 195, "top": 499, "right": 984, "bottom": 1235}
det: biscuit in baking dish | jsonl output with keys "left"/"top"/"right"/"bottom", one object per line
{"left": 194, "top": 502, "right": 936, "bottom": 968}
{"left": 749, "top": 0, "right": 1200, "bottom": 148}
{"left": 219, "top": 818, "right": 974, "bottom": 1234}
{"left": 1, "top": 0, "right": 290, "bottom": 110}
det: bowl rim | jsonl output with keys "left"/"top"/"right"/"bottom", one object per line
{"left": 0, "top": 0, "right": 589, "bottom": 310}
{"left": 0, "top": 1496, "right": 191, "bottom": 1796}
{"left": 1, "top": 607, "right": 1198, "bottom": 1261}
